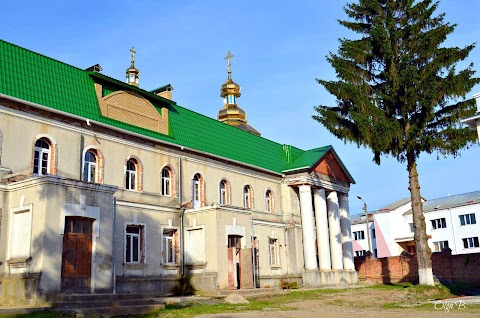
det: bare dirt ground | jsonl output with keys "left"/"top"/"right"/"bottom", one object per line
{"left": 197, "top": 288, "right": 480, "bottom": 318}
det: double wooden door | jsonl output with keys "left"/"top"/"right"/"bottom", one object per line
{"left": 61, "top": 217, "right": 93, "bottom": 293}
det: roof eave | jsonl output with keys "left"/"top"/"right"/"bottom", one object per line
{"left": 0, "top": 93, "right": 283, "bottom": 177}
{"left": 461, "top": 113, "right": 480, "bottom": 128}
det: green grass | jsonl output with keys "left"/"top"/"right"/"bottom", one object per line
{"left": 0, "top": 311, "right": 66, "bottom": 318}
{"left": 2, "top": 284, "right": 477, "bottom": 317}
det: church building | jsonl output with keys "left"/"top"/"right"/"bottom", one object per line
{"left": 0, "top": 40, "right": 357, "bottom": 302}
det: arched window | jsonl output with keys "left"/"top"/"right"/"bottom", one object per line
{"left": 33, "top": 138, "right": 51, "bottom": 175}
{"left": 219, "top": 179, "right": 230, "bottom": 205}
{"left": 161, "top": 167, "right": 172, "bottom": 196}
{"left": 244, "top": 185, "right": 253, "bottom": 209}
{"left": 265, "top": 190, "right": 274, "bottom": 213}
{"left": 83, "top": 150, "right": 97, "bottom": 183}
{"left": 192, "top": 173, "right": 204, "bottom": 208}
{"left": 126, "top": 160, "right": 137, "bottom": 190}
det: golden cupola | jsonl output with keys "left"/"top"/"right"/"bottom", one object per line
{"left": 126, "top": 47, "right": 140, "bottom": 86}
{"left": 218, "top": 51, "right": 260, "bottom": 136}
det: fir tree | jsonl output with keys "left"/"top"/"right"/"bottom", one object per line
{"left": 314, "top": 0, "right": 478, "bottom": 285}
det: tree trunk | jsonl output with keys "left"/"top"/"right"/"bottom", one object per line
{"left": 407, "top": 155, "right": 434, "bottom": 286}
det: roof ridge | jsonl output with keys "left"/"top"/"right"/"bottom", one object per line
{"left": 0, "top": 39, "right": 86, "bottom": 73}
{"left": 172, "top": 102, "right": 306, "bottom": 151}
{"left": 425, "top": 190, "right": 480, "bottom": 202}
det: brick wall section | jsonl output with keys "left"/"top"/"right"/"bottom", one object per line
{"left": 355, "top": 249, "right": 480, "bottom": 285}
{"left": 313, "top": 151, "right": 350, "bottom": 183}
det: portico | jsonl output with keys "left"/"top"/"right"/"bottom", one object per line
{"left": 283, "top": 148, "right": 358, "bottom": 286}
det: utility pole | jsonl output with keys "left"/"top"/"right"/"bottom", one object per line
{"left": 357, "top": 196, "right": 371, "bottom": 253}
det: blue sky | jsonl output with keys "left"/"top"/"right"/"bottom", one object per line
{"left": 2, "top": 0, "right": 479, "bottom": 214}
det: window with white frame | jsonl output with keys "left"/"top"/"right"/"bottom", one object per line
{"left": 192, "top": 173, "right": 204, "bottom": 208}
{"left": 459, "top": 213, "right": 476, "bottom": 226}
{"left": 462, "top": 237, "right": 479, "bottom": 249}
{"left": 243, "top": 185, "right": 253, "bottom": 209}
{"left": 431, "top": 218, "right": 447, "bottom": 229}
{"left": 219, "top": 179, "right": 229, "bottom": 205}
{"left": 126, "top": 160, "right": 137, "bottom": 190}
{"left": 33, "top": 138, "right": 50, "bottom": 175}
{"left": 433, "top": 240, "right": 449, "bottom": 252}
{"left": 83, "top": 150, "right": 97, "bottom": 183}
{"left": 408, "top": 223, "right": 414, "bottom": 232}
{"left": 269, "top": 238, "right": 280, "bottom": 267}
{"left": 161, "top": 167, "right": 172, "bottom": 196}
{"left": 353, "top": 230, "right": 365, "bottom": 240}
{"left": 355, "top": 250, "right": 365, "bottom": 257}
{"left": 265, "top": 190, "right": 274, "bottom": 213}
{"left": 125, "top": 224, "right": 144, "bottom": 263}
{"left": 162, "top": 228, "right": 177, "bottom": 264}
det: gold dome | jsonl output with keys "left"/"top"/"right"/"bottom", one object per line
{"left": 220, "top": 78, "right": 241, "bottom": 98}
{"left": 218, "top": 104, "right": 246, "bottom": 122}
{"left": 217, "top": 51, "right": 261, "bottom": 136}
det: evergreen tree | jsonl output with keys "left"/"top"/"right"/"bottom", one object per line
{"left": 314, "top": 0, "right": 478, "bottom": 285}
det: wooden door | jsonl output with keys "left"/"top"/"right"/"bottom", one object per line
{"left": 61, "top": 217, "right": 93, "bottom": 293}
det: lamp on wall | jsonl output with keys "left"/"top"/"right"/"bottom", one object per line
{"left": 357, "top": 195, "right": 372, "bottom": 253}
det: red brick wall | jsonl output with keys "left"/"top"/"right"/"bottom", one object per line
{"left": 313, "top": 151, "right": 350, "bottom": 183}
{"left": 355, "top": 249, "right": 480, "bottom": 285}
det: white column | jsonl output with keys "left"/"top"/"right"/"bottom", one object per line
{"left": 313, "top": 188, "right": 331, "bottom": 270}
{"left": 339, "top": 194, "right": 355, "bottom": 270}
{"left": 327, "top": 191, "right": 344, "bottom": 270}
{"left": 299, "top": 185, "right": 318, "bottom": 271}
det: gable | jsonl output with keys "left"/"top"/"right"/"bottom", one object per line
{"left": 95, "top": 84, "right": 168, "bottom": 135}
{"left": 312, "top": 150, "right": 350, "bottom": 183}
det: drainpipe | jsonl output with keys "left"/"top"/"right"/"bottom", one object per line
{"left": 178, "top": 157, "right": 185, "bottom": 277}
{"left": 251, "top": 217, "right": 256, "bottom": 288}
{"left": 448, "top": 208, "right": 458, "bottom": 253}
{"left": 112, "top": 197, "right": 117, "bottom": 294}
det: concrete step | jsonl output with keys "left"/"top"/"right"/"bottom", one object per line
{"left": 53, "top": 303, "right": 165, "bottom": 317}
{"left": 218, "top": 288, "right": 281, "bottom": 297}
{"left": 50, "top": 293, "right": 166, "bottom": 317}
{"left": 51, "top": 293, "right": 146, "bottom": 303}
{"left": 51, "top": 297, "right": 160, "bottom": 310}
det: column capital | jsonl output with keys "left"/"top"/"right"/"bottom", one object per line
{"left": 298, "top": 184, "right": 312, "bottom": 193}
{"left": 313, "top": 188, "right": 326, "bottom": 197}
{"left": 327, "top": 190, "right": 338, "bottom": 200}
{"left": 338, "top": 193, "right": 349, "bottom": 202}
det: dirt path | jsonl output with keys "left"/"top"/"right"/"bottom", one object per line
{"left": 197, "top": 288, "right": 480, "bottom": 318}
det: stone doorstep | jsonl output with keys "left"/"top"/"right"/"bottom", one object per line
{"left": 53, "top": 303, "right": 166, "bottom": 317}
{"left": 51, "top": 295, "right": 166, "bottom": 318}
{"left": 51, "top": 297, "right": 163, "bottom": 310}
{"left": 218, "top": 287, "right": 282, "bottom": 297}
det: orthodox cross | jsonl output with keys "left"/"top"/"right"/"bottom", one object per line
{"left": 130, "top": 47, "right": 136, "bottom": 65}
{"left": 225, "top": 51, "right": 234, "bottom": 78}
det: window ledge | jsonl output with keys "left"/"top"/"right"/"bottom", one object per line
{"left": 124, "top": 263, "right": 147, "bottom": 270}
{"left": 7, "top": 257, "right": 32, "bottom": 268}
{"left": 161, "top": 263, "right": 180, "bottom": 270}
{"left": 270, "top": 266, "right": 282, "bottom": 270}
{"left": 186, "top": 262, "right": 206, "bottom": 269}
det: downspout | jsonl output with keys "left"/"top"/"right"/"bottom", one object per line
{"left": 79, "top": 134, "right": 84, "bottom": 179}
{"left": 179, "top": 157, "right": 185, "bottom": 277}
{"left": 280, "top": 177, "right": 289, "bottom": 283}
{"left": 251, "top": 217, "right": 256, "bottom": 288}
{"left": 112, "top": 197, "right": 117, "bottom": 294}
{"left": 448, "top": 208, "right": 458, "bottom": 253}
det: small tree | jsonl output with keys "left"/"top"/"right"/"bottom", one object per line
{"left": 314, "top": 0, "right": 478, "bottom": 285}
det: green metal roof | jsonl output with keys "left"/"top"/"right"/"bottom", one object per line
{"left": 282, "top": 146, "right": 355, "bottom": 183}
{"left": 0, "top": 39, "right": 354, "bottom": 178}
